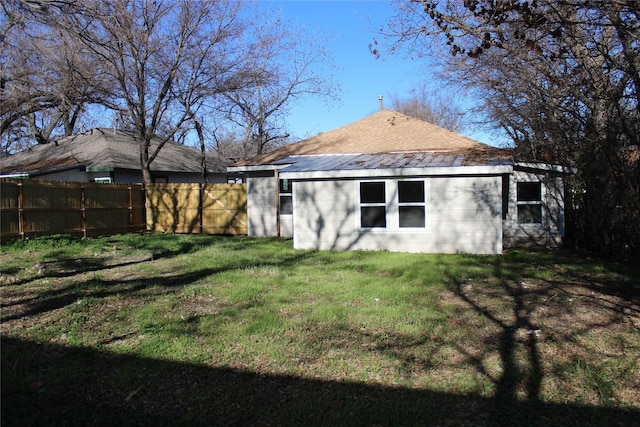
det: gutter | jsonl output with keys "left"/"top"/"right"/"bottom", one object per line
{"left": 515, "top": 162, "right": 577, "bottom": 174}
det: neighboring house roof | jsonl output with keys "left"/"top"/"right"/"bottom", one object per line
{"left": 231, "top": 109, "right": 513, "bottom": 171}
{"left": 0, "top": 127, "right": 226, "bottom": 176}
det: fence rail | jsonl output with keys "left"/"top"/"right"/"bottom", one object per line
{"left": 0, "top": 179, "right": 247, "bottom": 239}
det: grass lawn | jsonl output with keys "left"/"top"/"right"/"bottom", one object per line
{"left": 1, "top": 234, "right": 639, "bottom": 426}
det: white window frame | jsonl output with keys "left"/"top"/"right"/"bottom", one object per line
{"left": 516, "top": 181, "right": 544, "bottom": 225}
{"left": 94, "top": 177, "right": 113, "bottom": 184}
{"left": 356, "top": 178, "right": 429, "bottom": 232}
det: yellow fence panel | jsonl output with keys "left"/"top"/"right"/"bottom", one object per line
{"left": 146, "top": 183, "right": 247, "bottom": 235}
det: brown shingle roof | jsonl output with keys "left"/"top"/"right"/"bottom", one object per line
{"left": 235, "top": 109, "right": 508, "bottom": 167}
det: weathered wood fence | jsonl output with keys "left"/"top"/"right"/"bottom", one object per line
{"left": 0, "top": 179, "right": 247, "bottom": 239}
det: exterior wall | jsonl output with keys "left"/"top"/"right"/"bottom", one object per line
{"left": 280, "top": 214, "right": 293, "bottom": 238}
{"left": 30, "top": 169, "right": 226, "bottom": 184}
{"left": 246, "top": 171, "right": 278, "bottom": 237}
{"left": 503, "top": 170, "right": 566, "bottom": 248}
{"left": 35, "top": 169, "right": 90, "bottom": 182}
{"left": 292, "top": 175, "right": 503, "bottom": 254}
{"left": 164, "top": 173, "right": 227, "bottom": 184}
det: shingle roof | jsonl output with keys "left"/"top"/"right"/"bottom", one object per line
{"left": 234, "top": 109, "right": 512, "bottom": 168}
{"left": 0, "top": 128, "right": 226, "bottom": 175}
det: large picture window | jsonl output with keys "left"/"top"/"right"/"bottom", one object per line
{"left": 517, "top": 182, "right": 542, "bottom": 224}
{"left": 359, "top": 182, "right": 386, "bottom": 228}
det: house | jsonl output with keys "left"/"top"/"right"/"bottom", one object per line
{"left": 0, "top": 127, "right": 231, "bottom": 184}
{"left": 229, "top": 110, "right": 574, "bottom": 254}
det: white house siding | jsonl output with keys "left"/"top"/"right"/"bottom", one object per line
{"left": 503, "top": 170, "right": 565, "bottom": 248}
{"left": 246, "top": 172, "right": 278, "bottom": 237}
{"left": 292, "top": 180, "right": 358, "bottom": 250}
{"left": 292, "top": 175, "right": 503, "bottom": 254}
{"left": 280, "top": 214, "right": 293, "bottom": 238}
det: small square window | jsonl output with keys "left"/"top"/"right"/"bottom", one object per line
{"left": 398, "top": 181, "right": 425, "bottom": 203}
{"left": 517, "top": 182, "right": 541, "bottom": 201}
{"left": 361, "top": 206, "right": 386, "bottom": 228}
{"left": 399, "top": 206, "right": 425, "bottom": 227}
{"left": 280, "top": 195, "right": 292, "bottom": 215}
{"left": 518, "top": 205, "right": 542, "bottom": 224}
{"left": 279, "top": 179, "right": 291, "bottom": 194}
{"left": 360, "top": 182, "right": 385, "bottom": 203}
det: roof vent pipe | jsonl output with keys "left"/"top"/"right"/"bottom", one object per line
{"left": 378, "top": 95, "right": 383, "bottom": 111}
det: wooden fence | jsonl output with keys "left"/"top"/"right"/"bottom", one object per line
{"left": 0, "top": 179, "right": 247, "bottom": 239}
{"left": 145, "top": 183, "right": 246, "bottom": 235}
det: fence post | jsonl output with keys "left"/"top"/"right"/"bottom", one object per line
{"left": 17, "top": 181, "right": 25, "bottom": 239}
{"left": 199, "top": 183, "right": 204, "bottom": 235}
{"left": 81, "top": 184, "right": 87, "bottom": 238}
{"left": 128, "top": 185, "right": 133, "bottom": 230}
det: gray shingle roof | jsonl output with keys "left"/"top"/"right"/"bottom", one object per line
{"left": 0, "top": 128, "right": 226, "bottom": 175}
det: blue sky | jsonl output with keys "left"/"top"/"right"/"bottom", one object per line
{"left": 259, "top": 1, "right": 498, "bottom": 146}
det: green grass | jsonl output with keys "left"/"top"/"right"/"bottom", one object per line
{"left": 1, "top": 234, "right": 639, "bottom": 426}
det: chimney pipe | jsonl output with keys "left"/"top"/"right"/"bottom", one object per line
{"left": 378, "top": 95, "right": 383, "bottom": 111}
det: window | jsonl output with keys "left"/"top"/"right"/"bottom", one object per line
{"left": 358, "top": 180, "right": 427, "bottom": 230}
{"left": 94, "top": 177, "right": 113, "bottom": 184}
{"left": 398, "top": 181, "right": 425, "bottom": 228}
{"left": 359, "top": 181, "right": 386, "bottom": 228}
{"left": 279, "top": 179, "right": 293, "bottom": 215}
{"left": 517, "top": 182, "right": 542, "bottom": 224}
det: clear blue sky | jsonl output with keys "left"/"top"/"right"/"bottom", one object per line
{"left": 259, "top": 1, "right": 498, "bottom": 146}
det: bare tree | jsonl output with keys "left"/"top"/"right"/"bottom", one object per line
{"left": 58, "top": 0, "right": 249, "bottom": 183}
{"left": 220, "top": 7, "right": 339, "bottom": 159}
{"left": 383, "top": 0, "right": 640, "bottom": 258}
{"left": 389, "top": 84, "right": 465, "bottom": 132}
{"left": 1, "top": 1, "right": 111, "bottom": 152}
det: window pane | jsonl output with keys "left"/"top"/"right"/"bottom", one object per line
{"left": 517, "top": 182, "right": 541, "bottom": 201}
{"left": 360, "top": 182, "right": 385, "bottom": 203}
{"left": 517, "top": 205, "right": 542, "bottom": 224}
{"left": 280, "top": 195, "right": 292, "bottom": 215}
{"left": 361, "top": 206, "right": 386, "bottom": 228}
{"left": 398, "top": 181, "right": 425, "bottom": 203}
{"left": 279, "top": 179, "right": 291, "bottom": 194}
{"left": 399, "top": 206, "right": 425, "bottom": 227}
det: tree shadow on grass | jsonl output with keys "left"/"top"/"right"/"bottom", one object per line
{"left": 2, "top": 336, "right": 637, "bottom": 427}
{"left": 1, "top": 268, "right": 219, "bottom": 322}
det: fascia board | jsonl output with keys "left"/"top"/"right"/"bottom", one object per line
{"left": 227, "top": 165, "right": 282, "bottom": 173}
{"left": 279, "top": 165, "right": 513, "bottom": 180}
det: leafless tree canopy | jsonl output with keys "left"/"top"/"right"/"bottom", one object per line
{"left": 384, "top": 0, "right": 640, "bottom": 258}
{"left": 1, "top": 0, "right": 113, "bottom": 151}
{"left": 389, "top": 84, "right": 465, "bottom": 132}
{"left": 2, "top": 0, "right": 338, "bottom": 183}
